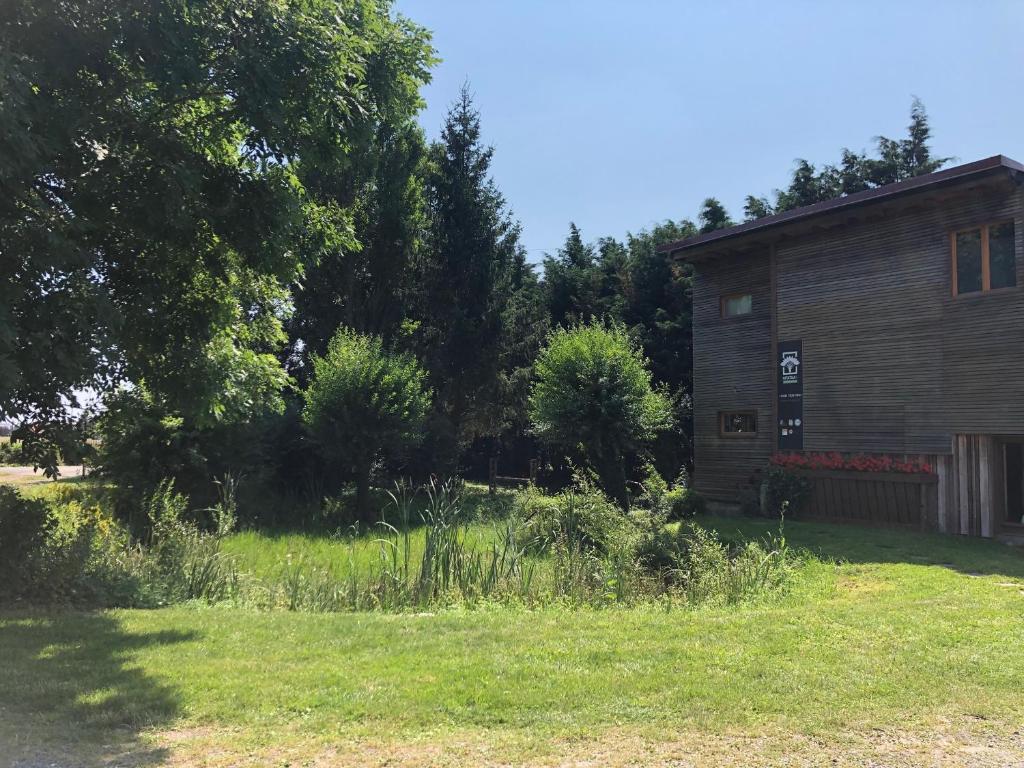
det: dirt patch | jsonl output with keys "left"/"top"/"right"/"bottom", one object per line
{"left": 142, "top": 718, "right": 1024, "bottom": 768}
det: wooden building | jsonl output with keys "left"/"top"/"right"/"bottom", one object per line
{"left": 659, "top": 155, "right": 1024, "bottom": 538}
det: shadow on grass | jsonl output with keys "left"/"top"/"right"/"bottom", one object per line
{"left": 0, "top": 611, "right": 197, "bottom": 767}
{"left": 698, "top": 513, "right": 1024, "bottom": 579}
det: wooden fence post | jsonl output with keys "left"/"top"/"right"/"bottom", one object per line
{"left": 529, "top": 458, "right": 539, "bottom": 485}
{"left": 488, "top": 457, "right": 497, "bottom": 495}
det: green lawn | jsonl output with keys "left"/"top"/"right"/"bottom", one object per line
{"left": 2, "top": 517, "right": 1024, "bottom": 766}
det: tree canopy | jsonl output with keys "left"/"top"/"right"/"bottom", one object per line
{"left": 743, "top": 98, "right": 951, "bottom": 220}
{"left": 0, "top": 0, "right": 434, "bottom": 467}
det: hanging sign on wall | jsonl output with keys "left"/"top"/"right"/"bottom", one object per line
{"left": 777, "top": 340, "right": 803, "bottom": 450}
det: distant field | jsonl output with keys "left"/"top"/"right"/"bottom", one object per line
{"left": 0, "top": 465, "right": 85, "bottom": 487}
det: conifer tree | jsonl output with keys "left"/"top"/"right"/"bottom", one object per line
{"left": 415, "top": 85, "right": 521, "bottom": 457}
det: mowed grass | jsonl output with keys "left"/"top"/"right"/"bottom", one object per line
{"left": 2, "top": 516, "right": 1024, "bottom": 765}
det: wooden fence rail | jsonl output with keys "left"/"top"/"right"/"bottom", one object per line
{"left": 790, "top": 469, "right": 938, "bottom": 529}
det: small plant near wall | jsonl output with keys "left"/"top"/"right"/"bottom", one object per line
{"left": 770, "top": 452, "right": 933, "bottom": 474}
{"left": 762, "top": 465, "right": 812, "bottom": 518}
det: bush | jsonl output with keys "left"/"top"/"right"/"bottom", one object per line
{"left": 763, "top": 465, "right": 812, "bottom": 517}
{"left": 665, "top": 487, "right": 706, "bottom": 520}
{"left": 512, "top": 478, "right": 631, "bottom": 556}
{"left": 95, "top": 388, "right": 267, "bottom": 529}
{"left": 529, "top": 322, "right": 673, "bottom": 508}
{"left": 143, "top": 479, "right": 238, "bottom": 604}
{"left": 0, "top": 485, "right": 54, "bottom": 597}
{"left": 303, "top": 328, "right": 432, "bottom": 518}
{"left": 0, "top": 479, "right": 238, "bottom": 607}
{"left": 0, "top": 439, "right": 32, "bottom": 466}
{"left": 634, "top": 464, "right": 704, "bottom": 521}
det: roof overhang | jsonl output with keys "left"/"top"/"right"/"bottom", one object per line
{"left": 659, "top": 155, "right": 1024, "bottom": 262}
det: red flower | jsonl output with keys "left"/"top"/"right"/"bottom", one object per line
{"left": 770, "top": 452, "right": 932, "bottom": 475}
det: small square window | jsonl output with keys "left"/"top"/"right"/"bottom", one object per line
{"left": 720, "top": 410, "right": 757, "bottom": 437}
{"left": 720, "top": 293, "right": 752, "bottom": 317}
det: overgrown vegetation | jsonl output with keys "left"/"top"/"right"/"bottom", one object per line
{"left": 2, "top": 477, "right": 790, "bottom": 612}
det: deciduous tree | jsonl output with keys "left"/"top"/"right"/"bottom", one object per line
{"left": 0, "top": 0, "right": 433, "bottom": 471}
{"left": 302, "top": 328, "right": 431, "bottom": 517}
{"left": 529, "top": 322, "right": 673, "bottom": 507}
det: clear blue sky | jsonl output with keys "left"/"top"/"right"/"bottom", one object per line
{"left": 396, "top": 1, "right": 1024, "bottom": 261}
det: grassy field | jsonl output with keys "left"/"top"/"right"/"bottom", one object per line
{"left": 2, "top": 516, "right": 1023, "bottom": 766}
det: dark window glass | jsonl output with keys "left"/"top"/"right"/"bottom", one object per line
{"left": 722, "top": 411, "right": 757, "bottom": 434}
{"left": 989, "top": 222, "right": 1016, "bottom": 290}
{"left": 721, "top": 293, "right": 752, "bottom": 317}
{"left": 955, "top": 229, "right": 983, "bottom": 294}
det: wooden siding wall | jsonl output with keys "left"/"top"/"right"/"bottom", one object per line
{"left": 934, "top": 435, "right": 1000, "bottom": 536}
{"left": 691, "top": 253, "right": 773, "bottom": 500}
{"left": 775, "top": 184, "right": 1024, "bottom": 455}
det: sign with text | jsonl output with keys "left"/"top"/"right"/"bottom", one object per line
{"left": 777, "top": 339, "right": 803, "bottom": 450}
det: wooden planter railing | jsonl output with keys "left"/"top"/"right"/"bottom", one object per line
{"left": 790, "top": 469, "right": 938, "bottom": 529}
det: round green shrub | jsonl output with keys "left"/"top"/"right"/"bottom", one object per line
{"left": 512, "top": 481, "right": 630, "bottom": 555}
{"left": 529, "top": 322, "right": 673, "bottom": 508}
{"left": 303, "top": 328, "right": 431, "bottom": 518}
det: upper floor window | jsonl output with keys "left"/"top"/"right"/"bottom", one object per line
{"left": 720, "top": 292, "right": 752, "bottom": 317}
{"left": 952, "top": 221, "right": 1016, "bottom": 296}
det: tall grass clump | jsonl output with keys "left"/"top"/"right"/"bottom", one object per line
{"left": 144, "top": 478, "right": 239, "bottom": 604}
{"left": 262, "top": 479, "right": 536, "bottom": 611}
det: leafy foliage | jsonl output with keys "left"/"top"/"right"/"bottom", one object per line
{"left": 530, "top": 323, "right": 673, "bottom": 506}
{"left": 697, "top": 197, "right": 734, "bottom": 233}
{"left": 763, "top": 465, "right": 812, "bottom": 518}
{"left": 0, "top": 485, "right": 53, "bottom": 597}
{"left": 0, "top": 0, "right": 434, "bottom": 469}
{"left": 302, "top": 328, "right": 431, "bottom": 515}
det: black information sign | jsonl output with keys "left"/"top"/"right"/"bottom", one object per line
{"left": 777, "top": 339, "right": 803, "bottom": 450}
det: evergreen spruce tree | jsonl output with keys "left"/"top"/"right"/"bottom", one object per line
{"left": 415, "top": 85, "right": 521, "bottom": 461}
{"left": 542, "top": 223, "right": 603, "bottom": 327}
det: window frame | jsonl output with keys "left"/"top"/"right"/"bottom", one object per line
{"left": 718, "top": 410, "right": 758, "bottom": 439}
{"left": 719, "top": 292, "right": 753, "bottom": 318}
{"left": 951, "top": 219, "right": 1017, "bottom": 297}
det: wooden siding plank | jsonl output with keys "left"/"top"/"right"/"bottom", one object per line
{"left": 958, "top": 435, "right": 970, "bottom": 535}
{"left": 980, "top": 436, "right": 993, "bottom": 538}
